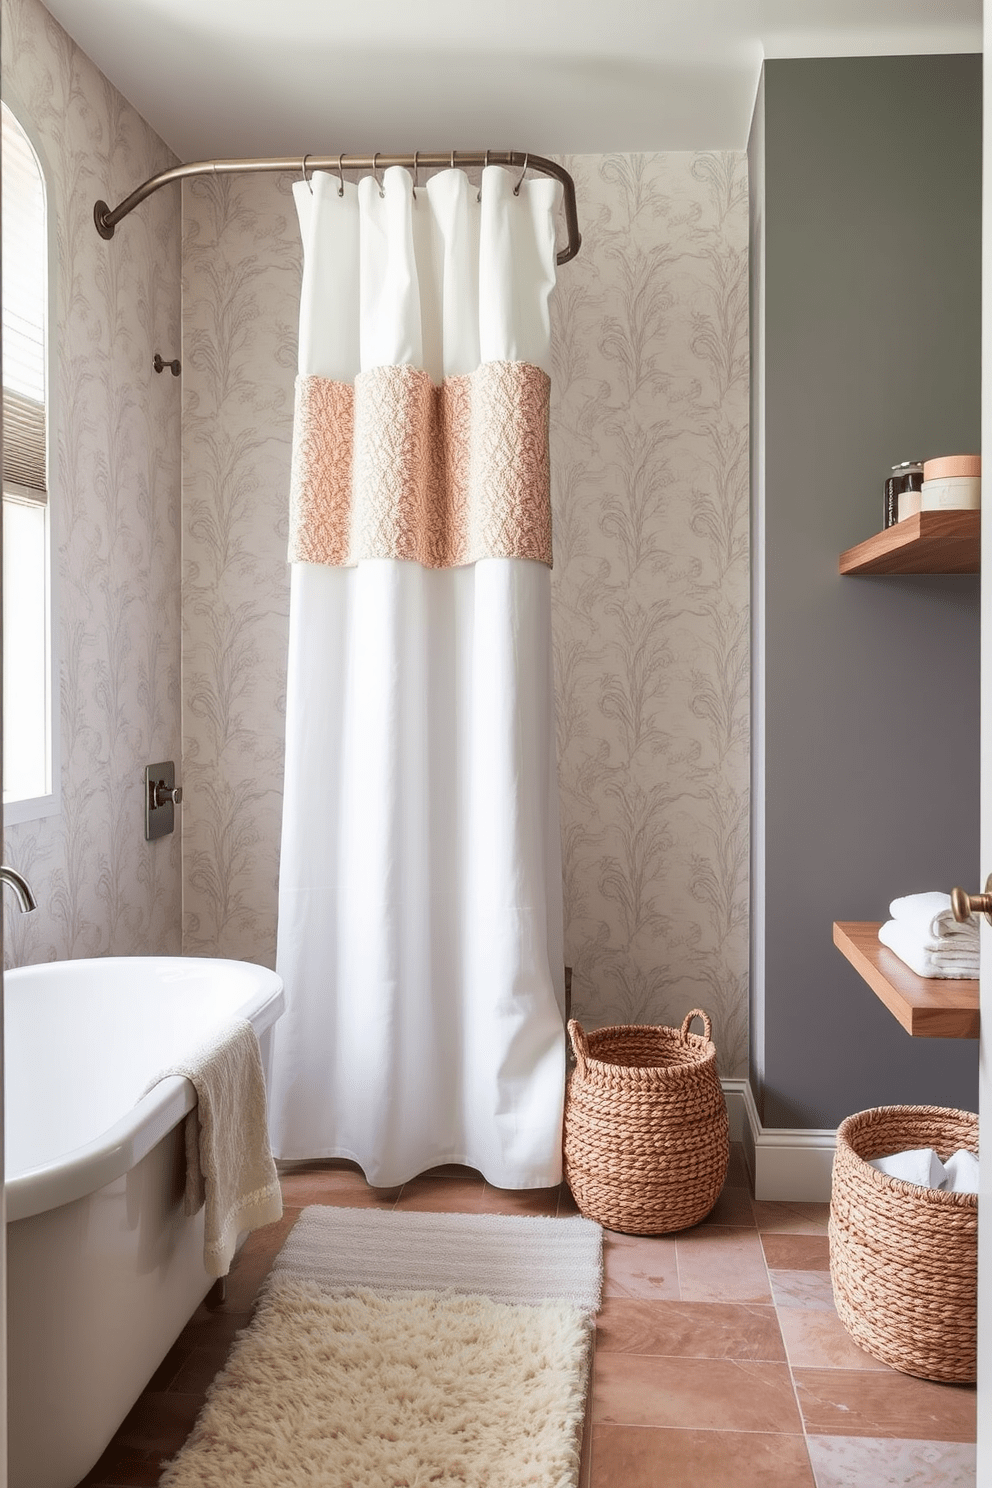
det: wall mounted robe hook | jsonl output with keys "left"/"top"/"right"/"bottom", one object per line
{"left": 153, "top": 354, "right": 181, "bottom": 376}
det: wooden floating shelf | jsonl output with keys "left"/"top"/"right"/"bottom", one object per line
{"left": 833, "top": 922, "right": 979, "bottom": 1039}
{"left": 839, "top": 509, "right": 980, "bottom": 575}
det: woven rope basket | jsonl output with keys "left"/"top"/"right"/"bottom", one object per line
{"left": 563, "top": 1011, "right": 729, "bottom": 1234}
{"left": 829, "top": 1105, "right": 978, "bottom": 1383}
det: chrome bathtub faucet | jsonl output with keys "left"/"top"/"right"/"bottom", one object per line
{"left": 0, "top": 866, "right": 37, "bottom": 912}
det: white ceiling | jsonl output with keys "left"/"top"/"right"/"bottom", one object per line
{"left": 41, "top": 0, "right": 981, "bottom": 160}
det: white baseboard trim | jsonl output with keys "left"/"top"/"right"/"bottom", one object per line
{"left": 720, "top": 1078, "right": 748, "bottom": 1145}
{"left": 722, "top": 1077, "right": 836, "bottom": 1202}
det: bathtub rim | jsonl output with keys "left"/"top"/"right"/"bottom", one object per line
{"left": 5, "top": 956, "right": 285, "bottom": 1224}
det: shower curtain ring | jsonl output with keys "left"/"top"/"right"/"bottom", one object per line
{"left": 513, "top": 151, "right": 529, "bottom": 196}
{"left": 412, "top": 150, "right": 420, "bottom": 200}
{"left": 301, "top": 154, "right": 314, "bottom": 194}
{"left": 337, "top": 153, "right": 345, "bottom": 197}
{"left": 477, "top": 149, "right": 490, "bottom": 203}
{"left": 450, "top": 149, "right": 456, "bottom": 170}
{"left": 372, "top": 152, "right": 385, "bottom": 198}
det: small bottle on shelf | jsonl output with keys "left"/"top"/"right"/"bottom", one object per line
{"left": 884, "top": 461, "right": 923, "bottom": 527}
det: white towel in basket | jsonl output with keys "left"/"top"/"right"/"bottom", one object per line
{"left": 869, "top": 1145, "right": 979, "bottom": 1194}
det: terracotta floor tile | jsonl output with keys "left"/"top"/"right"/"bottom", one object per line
{"left": 769, "top": 1269, "right": 836, "bottom": 1311}
{"left": 394, "top": 1176, "right": 499, "bottom": 1212}
{"left": 558, "top": 1183, "right": 581, "bottom": 1216}
{"left": 113, "top": 1391, "right": 203, "bottom": 1456}
{"left": 676, "top": 1226, "right": 773, "bottom": 1304}
{"left": 694, "top": 1183, "right": 756, "bottom": 1227}
{"left": 361, "top": 1177, "right": 561, "bottom": 1218}
{"left": 777, "top": 1306, "right": 894, "bottom": 1371}
{"left": 804, "top": 1434, "right": 977, "bottom": 1486}
{"left": 143, "top": 1335, "right": 191, "bottom": 1391}
{"left": 478, "top": 1184, "right": 561, "bottom": 1217}
{"left": 595, "top": 1298, "right": 786, "bottom": 1362}
{"left": 727, "top": 1143, "right": 750, "bottom": 1187}
{"left": 236, "top": 1206, "right": 300, "bottom": 1264}
{"left": 761, "top": 1232, "right": 830, "bottom": 1270}
{"left": 602, "top": 1231, "right": 681, "bottom": 1300}
{"left": 74, "top": 1447, "right": 164, "bottom": 1487}
{"left": 578, "top": 1369, "right": 594, "bottom": 1488}
{"left": 221, "top": 1207, "right": 300, "bottom": 1311}
{"left": 794, "top": 1367, "right": 977, "bottom": 1441}
{"left": 751, "top": 1199, "right": 830, "bottom": 1234}
{"left": 279, "top": 1162, "right": 401, "bottom": 1206}
{"left": 590, "top": 1426, "right": 815, "bottom": 1487}
{"left": 170, "top": 1305, "right": 251, "bottom": 1355}
{"left": 592, "top": 1353, "right": 803, "bottom": 1433}
{"left": 307, "top": 1185, "right": 403, "bottom": 1209}
{"left": 167, "top": 1343, "right": 240, "bottom": 1395}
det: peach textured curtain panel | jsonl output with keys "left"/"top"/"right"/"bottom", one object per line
{"left": 268, "top": 165, "right": 567, "bottom": 1188}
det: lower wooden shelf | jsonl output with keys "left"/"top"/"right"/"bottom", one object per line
{"left": 833, "top": 922, "right": 979, "bottom": 1039}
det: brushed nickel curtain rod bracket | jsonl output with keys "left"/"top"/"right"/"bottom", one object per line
{"left": 94, "top": 150, "right": 581, "bottom": 265}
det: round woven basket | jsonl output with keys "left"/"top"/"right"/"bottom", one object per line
{"left": 829, "top": 1104, "right": 978, "bottom": 1383}
{"left": 563, "top": 1011, "right": 729, "bottom": 1234}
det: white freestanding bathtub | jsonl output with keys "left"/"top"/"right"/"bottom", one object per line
{"left": 4, "top": 956, "right": 285, "bottom": 1488}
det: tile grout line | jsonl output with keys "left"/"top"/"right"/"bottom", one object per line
{"left": 672, "top": 1220, "right": 684, "bottom": 1303}
{"left": 758, "top": 1214, "right": 823, "bottom": 1488}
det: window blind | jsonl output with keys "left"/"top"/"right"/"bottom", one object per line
{"left": 2, "top": 103, "right": 47, "bottom": 500}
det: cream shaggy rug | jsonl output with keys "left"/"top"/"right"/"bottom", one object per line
{"left": 160, "top": 1278, "right": 592, "bottom": 1486}
{"left": 159, "top": 1207, "right": 602, "bottom": 1487}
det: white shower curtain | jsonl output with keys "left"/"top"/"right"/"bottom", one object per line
{"left": 268, "top": 164, "right": 566, "bottom": 1189}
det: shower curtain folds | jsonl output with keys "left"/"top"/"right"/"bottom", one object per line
{"left": 268, "top": 164, "right": 566, "bottom": 1189}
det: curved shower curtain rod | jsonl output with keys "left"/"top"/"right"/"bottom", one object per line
{"left": 94, "top": 149, "right": 581, "bottom": 264}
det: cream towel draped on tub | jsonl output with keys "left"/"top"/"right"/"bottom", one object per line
{"left": 144, "top": 1018, "right": 283, "bottom": 1278}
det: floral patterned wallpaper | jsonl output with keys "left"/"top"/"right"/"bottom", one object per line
{"left": 2, "top": 0, "right": 183, "bottom": 967}
{"left": 181, "top": 175, "right": 299, "bottom": 965}
{"left": 180, "top": 154, "right": 749, "bottom": 1075}
{"left": 551, "top": 154, "right": 749, "bottom": 1076}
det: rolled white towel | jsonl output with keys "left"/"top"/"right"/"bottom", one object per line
{"left": 869, "top": 1147, "right": 947, "bottom": 1188}
{"left": 887, "top": 891, "right": 979, "bottom": 948}
{"left": 869, "top": 1146, "right": 978, "bottom": 1194}
{"left": 878, "top": 918, "right": 979, "bottom": 979}
{"left": 942, "top": 1148, "right": 979, "bottom": 1195}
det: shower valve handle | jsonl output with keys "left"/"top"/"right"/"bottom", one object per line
{"left": 152, "top": 781, "right": 183, "bottom": 809}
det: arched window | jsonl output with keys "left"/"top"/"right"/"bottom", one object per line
{"left": 2, "top": 98, "right": 56, "bottom": 818}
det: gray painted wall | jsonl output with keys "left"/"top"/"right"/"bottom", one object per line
{"left": 751, "top": 55, "right": 981, "bottom": 1130}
